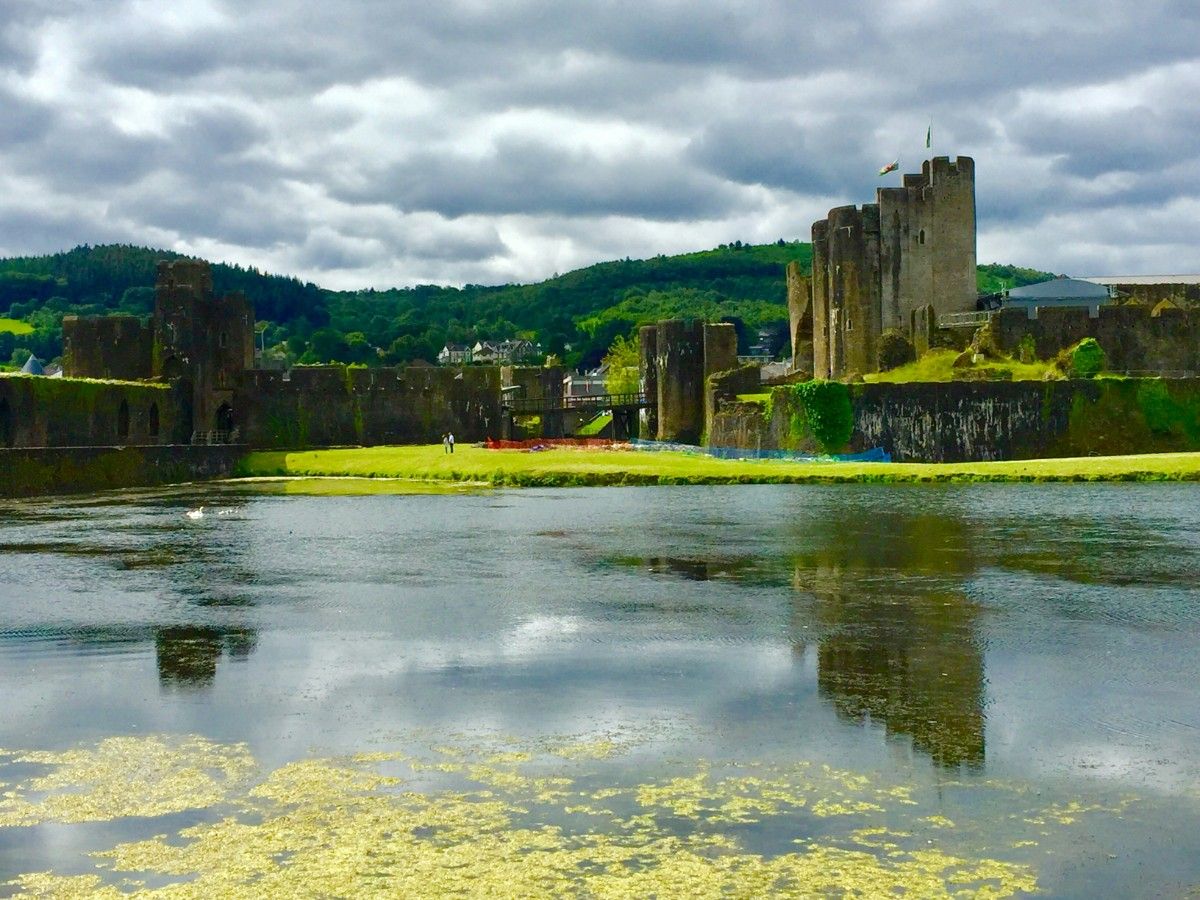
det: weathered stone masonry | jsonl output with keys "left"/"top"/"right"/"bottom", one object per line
{"left": 640, "top": 319, "right": 738, "bottom": 443}
{"left": 809, "top": 157, "right": 976, "bottom": 379}
{"left": 707, "top": 378, "right": 1200, "bottom": 463}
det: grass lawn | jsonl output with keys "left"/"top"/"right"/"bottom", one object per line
{"left": 0, "top": 317, "right": 33, "bottom": 335}
{"left": 864, "top": 350, "right": 1055, "bottom": 383}
{"left": 235, "top": 444, "right": 1200, "bottom": 487}
{"left": 576, "top": 413, "right": 612, "bottom": 436}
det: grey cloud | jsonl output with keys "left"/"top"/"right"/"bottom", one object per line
{"left": 1009, "top": 104, "right": 1200, "bottom": 179}
{"left": 688, "top": 115, "right": 879, "bottom": 196}
{"left": 340, "top": 139, "right": 744, "bottom": 221}
{"left": 0, "top": 205, "right": 143, "bottom": 258}
{"left": 1, "top": 0, "right": 1199, "bottom": 285}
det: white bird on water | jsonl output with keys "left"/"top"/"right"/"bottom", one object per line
{"left": 185, "top": 506, "right": 205, "bottom": 520}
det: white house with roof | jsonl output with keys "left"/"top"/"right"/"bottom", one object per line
{"left": 437, "top": 344, "right": 472, "bottom": 365}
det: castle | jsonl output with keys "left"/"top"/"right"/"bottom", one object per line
{"left": 790, "top": 156, "right": 977, "bottom": 378}
{"left": 63, "top": 260, "right": 254, "bottom": 442}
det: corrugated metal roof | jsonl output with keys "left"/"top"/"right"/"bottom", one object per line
{"left": 1007, "top": 278, "right": 1110, "bottom": 300}
{"left": 1080, "top": 275, "right": 1200, "bottom": 285}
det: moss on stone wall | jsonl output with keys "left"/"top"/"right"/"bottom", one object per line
{"left": 764, "top": 380, "right": 854, "bottom": 453}
{"left": 712, "top": 377, "right": 1200, "bottom": 463}
{"left": 1136, "top": 379, "right": 1200, "bottom": 441}
{"left": 0, "top": 374, "right": 174, "bottom": 447}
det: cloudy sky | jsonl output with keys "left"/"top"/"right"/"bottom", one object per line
{"left": 1, "top": 0, "right": 1197, "bottom": 289}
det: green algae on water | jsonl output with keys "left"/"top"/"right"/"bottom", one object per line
{"left": 2, "top": 730, "right": 1147, "bottom": 897}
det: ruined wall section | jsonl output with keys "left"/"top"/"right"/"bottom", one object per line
{"left": 990, "top": 305, "right": 1199, "bottom": 373}
{"left": 707, "top": 378, "right": 1200, "bottom": 462}
{"left": 785, "top": 261, "right": 813, "bottom": 375}
{"left": 62, "top": 315, "right": 153, "bottom": 380}
{"left": 704, "top": 365, "right": 762, "bottom": 447}
{"left": 236, "top": 365, "right": 501, "bottom": 448}
{"left": 702, "top": 323, "right": 738, "bottom": 381}
{"left": 0, "top": 376, "right": 182, "bottom": 448}
{"left": 811, "top": 221, "right": 831, "bottom": 379}
{"left": 821, "top": 204, "right": 882, "bottom": 378}
{"left": 654, "top": 319, "right": 706, "bottom": 443}
{"left": 638, "top": 325, "right": 658, "bottom": 439}
{"left": 1109, "top": 283, "right": 1200, "bottom": 308}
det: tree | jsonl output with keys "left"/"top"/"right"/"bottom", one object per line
{"left": 602, "top": 334, "right": 640, "bottom": 395}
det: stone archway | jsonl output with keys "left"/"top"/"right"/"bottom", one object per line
{"left": 215, "top": 402, "right": 234, "bottom": 436}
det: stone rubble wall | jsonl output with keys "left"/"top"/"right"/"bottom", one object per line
{"left": 708, "top": 378, "right": 1200, "bottom": 462}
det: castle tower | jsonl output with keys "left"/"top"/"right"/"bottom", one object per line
{"left": 810, "top": 204, "right": 883, "bottom": 379}
{"left": 877, "top": 156, "right": 976, "bottom": 330}
{"left": 153, "top": 260, "right": 254, "bottom": 440}
{"left": 810, "top": 156, "right": 976, "bottom": 378}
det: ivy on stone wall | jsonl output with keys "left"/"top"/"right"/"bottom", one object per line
{"left": 766, "top": 380, "right": 854, "bottom": 453}
{"left": 795, "top": 380, "right": 854, "bottom": 452}
{"left": 1068, "top": 338, "right": 1106, "bottom": 378}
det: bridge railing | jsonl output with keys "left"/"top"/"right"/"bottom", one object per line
{"left": 939, "top": 311, "right": 991, "bottom": 329}
{"left": 505, "top": 392, "right": 648, "bottom": 413}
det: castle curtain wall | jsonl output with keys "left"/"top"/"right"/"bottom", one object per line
{"left": 235, "top": 365, "right": 502, "bottom": 448}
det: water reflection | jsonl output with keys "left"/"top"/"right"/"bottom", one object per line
{"left": 790, "top": 511, "right": 985, "bottom": 770}
{"left": 156, "top": 626, "right": 257, "bottom": 689}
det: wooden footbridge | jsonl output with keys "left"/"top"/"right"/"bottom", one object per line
{"left": 503, "top": 391, "right": 649, "bottom": 414}
{"left": 500, "top": 391, "right": 650, "bottom": 439}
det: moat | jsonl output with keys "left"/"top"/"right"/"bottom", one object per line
{"left": 1, "top": 484, "right": 1199, "bottom": 896}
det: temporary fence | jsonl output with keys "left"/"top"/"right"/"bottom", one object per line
{"left": 485, "top": 437, "right": 620, "bottom": 451}
{"left": 628, "top": 439, "right": 891, "bottom": 463}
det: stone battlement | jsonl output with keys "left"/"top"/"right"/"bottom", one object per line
{"left": 989, "top": 302, "right": 1198, "bottom": 373}
{"left": 810, "top": 156, "right": 976, "bottom": 379}
{"left": 62, "top": 314, "right": 153, "bottom": 381}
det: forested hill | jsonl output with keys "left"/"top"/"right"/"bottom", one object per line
{"left": 0, "top": 241, "right": 1050, "bottom": 370}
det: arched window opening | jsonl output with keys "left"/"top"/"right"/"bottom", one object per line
{"left": 117, "top": 399, "right": 130, "bottom": 442}
{"left": 919, "top": 229, "right": 926, "bottom": 245}
{"left": 148, "top": 402, "right": 160, "bottom": 441}
{"left": 0, "top": 398, "right": 12, "bottom": 448}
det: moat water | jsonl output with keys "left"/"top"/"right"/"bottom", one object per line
{"left": 1, "top": 483, "right": 1198, "bottom": 896}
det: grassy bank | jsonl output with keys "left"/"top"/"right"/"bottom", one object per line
{"left": 234, "top": 444, "right": 1200, "bottom": 486}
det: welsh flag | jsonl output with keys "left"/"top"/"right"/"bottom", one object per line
{"left": 878, "top": 159, "right": 899, "bottom": 176}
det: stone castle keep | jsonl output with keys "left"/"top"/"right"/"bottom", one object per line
{"left": 794, "top": 156, "right": 977, "bottom": 378}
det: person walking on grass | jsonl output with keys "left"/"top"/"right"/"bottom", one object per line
{"left": 447, "top": 431, "right": 455, "bottom": 454}
{"left": 442, "top": 432, "right": 450, "bottom": 454}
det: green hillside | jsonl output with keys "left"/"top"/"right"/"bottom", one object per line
{"left": 0, "top": 241, "right": 1051, "bottom": 370}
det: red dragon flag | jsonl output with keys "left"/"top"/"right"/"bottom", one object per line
{"left": 878, "top": 159, "right": 899, "bottom": 177}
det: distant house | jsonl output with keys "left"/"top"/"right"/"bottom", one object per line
{"left": 471, "top": 341, "right": 501, "bottom": 364}
{"left": 1003, "top": 277, "right": 1114, "bottom": 315}
{"left": 564, "top": 366, "right": 608, "bottom": 398}
{"left": 438, "top": 344, "right": 471, "bottom": 365}
{"left": 468, "top": 339, "right": 537, "bottom": 365}
{"left": 499, "top": 339, "right": 536, "bottom": 362}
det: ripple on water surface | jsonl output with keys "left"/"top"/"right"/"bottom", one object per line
{"left": 0, "top": 483, "right": 1198, "bottom": 895}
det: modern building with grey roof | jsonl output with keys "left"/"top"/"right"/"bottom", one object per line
{"left": 1003, "top": 277, "right": 1113, "bottom": 315}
